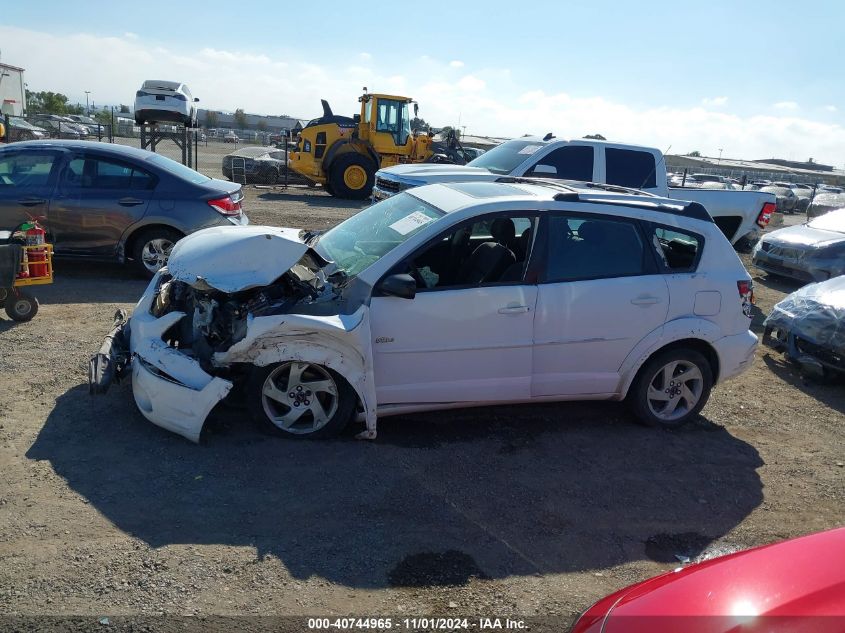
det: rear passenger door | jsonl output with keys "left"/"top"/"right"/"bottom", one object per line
{"left": 532, "top": 212, "right": 669, "bottom": 397}
{"left": 48, "top": 153, "right": 156, "bottom": 256}
{"left": 0, "top": 150, "right": 61, "bottom": 233}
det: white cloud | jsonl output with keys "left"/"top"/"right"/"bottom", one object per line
{"left": 123, "top": 32, "right": 139, "bottom": 39}
{"left": 825, "top": 105, "right": 838, "bottom": 112}
{"left": 4, "top": 25, "right": 843, "bottom": 164}
{"left": 702, "top": 96, "right": 728, "bottom": 107}
{"left": 449, "top": 60, "right": 464, "bottom": 68}
{"left": 359, "top": 52, "right": 372, "bottom": 61}
{"left": 773, "top": 101, "right": 799, "bottom": 110}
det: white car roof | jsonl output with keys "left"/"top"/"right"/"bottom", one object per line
{"left": 141, "top": 80, "right": 183, "bottom": 91}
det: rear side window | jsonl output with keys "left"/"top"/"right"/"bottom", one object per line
{"left": 526, "top": 145, "right": 593, "bottom": 181}
{"left": 544, "top": 215, "right": 648, "bottom": 281}
{"left": 64, "top": 157, "right": 156, "bottom": 190}
{"left": 649, "top": 224, "right": 703, "bottom": 271}
{"left": 606, "top": 148, "right": 657, "bottom": 189}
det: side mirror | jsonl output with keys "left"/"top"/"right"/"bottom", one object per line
{"left": 194, "top": 98, "right": 200, "bottom": 102}
{"left": 530, "top": 164, "right": 557, "bottom": 176}
{"left": 379, "top": 274, "right": 416, "bottom": 299}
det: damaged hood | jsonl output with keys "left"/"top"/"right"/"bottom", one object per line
{"left": 167, "top": 225, "right": 308, "bottom": 292}
{"left": 765, "top": 276, "right": 845, "bottom": 352}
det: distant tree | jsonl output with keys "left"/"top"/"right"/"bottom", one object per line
{"left": 25, "top": 90, "right": 76, "bottom": 114}
{"left": 93, "top": 108, "right": 113, "bottom": 126}
{"left": 205, "top": 110, "right": 219, "bottom": 128}
{"left": 439, "top": 125, "right": 460, "bottom": 138}
{"left": 688, "top": 150, "right": 702, "bottom": 157}
{"left": 234, "top": 108, "right": 249, "bottom": 129}
{"left": 256, "top": 119, "right": 267, "bottom": 132}
{"left": 584, "top": 133, "right": 606, "bottom": 140}
{"left": 410, "top": 116, "right": 428, "bottom": 132}
{"left": 119, "top": 104, "right": 130, "bottom": 114}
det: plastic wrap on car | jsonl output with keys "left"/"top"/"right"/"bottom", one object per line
{"left": 764, "top": 276, "right": 845, "bottom": 358}
{"left": 808, "top": 193, "right": 845, "bottom": 218}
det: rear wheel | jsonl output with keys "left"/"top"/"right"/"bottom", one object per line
{"left": 4, "top": 289, "right": 38, "bottom": 322}
{"left": 131, "top": 227, "right": 183, "bottom": 278}
{"left": 323, "top": 182, "right": 335, "bottom": 196}
{"left": 247, "top": 361, "right": 355, "bottom": 439}
{"left": 328, "top": 153, "right": 375, "bottom": 200}
{"left": 628, "top": 348, "right": 713, "bottom": 428}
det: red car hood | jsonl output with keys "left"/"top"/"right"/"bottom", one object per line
{"left": 574, "top": 527, "right": 845, "bottom": 633}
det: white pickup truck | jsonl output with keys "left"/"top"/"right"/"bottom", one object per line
{"left": 372, "top": 137, "right": 776, "bottom": 246}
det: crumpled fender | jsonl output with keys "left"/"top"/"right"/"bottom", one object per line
{"left": 617, "top": 317, "right": 724, "bottom": 397}
{"left": 213, "top": 306, "right": 378, "bottom": 439}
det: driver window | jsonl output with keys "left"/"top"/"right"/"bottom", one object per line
{"left": 398, "top": 214, "right": 536, "bottom": 290}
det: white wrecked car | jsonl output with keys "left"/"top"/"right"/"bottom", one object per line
{"left": 90, "top": 180, "right": 758, "bottom": 442}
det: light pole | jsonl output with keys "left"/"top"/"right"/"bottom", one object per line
{"left": 718, "top": 148, "right": 724, "bottom": 165}
{"left": 84, "top": 91, "right": 91, "bottom": 116}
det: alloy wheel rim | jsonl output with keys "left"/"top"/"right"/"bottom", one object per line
{"left": 646, "top": 360, "right": 704, "bottom": 422}
{"left": 261, "top": 362, "right": 339, "bottom": 434}
{"left": 141, "top": 238, "right": 174, "bottom": 273}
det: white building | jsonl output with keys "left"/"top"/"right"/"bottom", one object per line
{"left": 0, "top": 63, "right": 26, "bottom": 116}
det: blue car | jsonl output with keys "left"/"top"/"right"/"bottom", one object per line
{"left": 0, "top": 140, "right": 247, "bottom": 276}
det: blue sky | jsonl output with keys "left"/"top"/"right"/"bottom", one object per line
{"left": 1, "top": 0, "right": 843, "bottom": 163}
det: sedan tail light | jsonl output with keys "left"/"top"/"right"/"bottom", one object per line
{"left": 208, "top": 195, "right": 242, "bottom": 216}
{"left": 738, "top": 279, "right": 754, "bottom": 316}
{"left": 756, "top": 202, "right": 776, "bottom": 228}
{"left": 136, "top": 90, "right": 149, "bottom": 98}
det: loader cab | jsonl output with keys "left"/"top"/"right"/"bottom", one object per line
{"left": 361, "top": 94, "right": 413, "bottom": 154}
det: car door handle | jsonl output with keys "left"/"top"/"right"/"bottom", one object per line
{"left": 118, "top": 197, "right": 145, "bottom": 207}
{"left": 498, "top": 305, "right": 531, "bottom": 314}
{"left": 18, "top": 198, "right": 46, "bottom": 207}
{"left": 631, "top": 296, "right": 662, "bottom": 306}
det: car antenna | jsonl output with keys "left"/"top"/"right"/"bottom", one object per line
{"left": 639, "top": 145, "right": 671, "bottom": 190}
{"left": 543, "top": 132, "right": 555, "bottom": 141}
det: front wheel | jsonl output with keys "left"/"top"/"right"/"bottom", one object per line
{"left": 131, "top": 227, "right": 183, "bottom": 278}
{"left": 247, "top": 361, "right": 355, "bottom": 439}
{"left": 628, "top": 348, "right": 713, "bottom": 428}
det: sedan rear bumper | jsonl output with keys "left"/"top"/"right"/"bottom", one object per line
{"left": 712, "top": 330, "right": 758, "bottom": 382}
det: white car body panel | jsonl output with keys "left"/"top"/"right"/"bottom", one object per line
{"left": 532, "top": 275, "right": 670, "bottom": 396}
{"left": 370, "top": 285, "right": 537, "bottom": 404}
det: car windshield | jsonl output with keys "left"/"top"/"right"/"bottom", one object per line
{"left": 147, "top": 153, "right": 210, "bottom": 184}
{"left": 466, "top": 139, "right": 545, "bottom": 175}
{"left": 808, "top": 209, "right": 845, "bottom": 233}
{"left": 314, "top": 193, "right": 444, "bottom": 277}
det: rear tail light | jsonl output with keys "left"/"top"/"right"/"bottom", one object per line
{"left": 173, "top": 94, "right": 188, "bottom": 101}
{"left": 756, "top": 202, "right": 776, "bottom": 228}
{"left": 208, "top": 195, "right": 242, "bottom": 216}
{"left": 738, "top": 279, "right": 754, "bottom": 316}
{"left": 136, "top": 90, "right": 149, "bottom": 98}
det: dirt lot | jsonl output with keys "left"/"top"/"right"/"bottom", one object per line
{"left": 0, "top": 189, "right": 843, "bottom": 629}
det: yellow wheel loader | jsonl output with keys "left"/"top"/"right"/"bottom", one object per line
{"left": 290, "top": 90, "right": 469, "bottom": 199}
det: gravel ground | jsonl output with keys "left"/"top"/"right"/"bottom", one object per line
{"left": 0, "top": 193, "right": 842, "bottom": 630}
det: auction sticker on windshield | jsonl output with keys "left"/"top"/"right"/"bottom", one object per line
{"left": 517, "top": 144, "right": 542, "bottom": 155}
{"left": 389, "top": 211, "right": 436, "bottom": 236}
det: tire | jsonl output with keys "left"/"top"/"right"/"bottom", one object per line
{"left": 135, "top": 117, "right": 144, "bottom": 126}
{"left": 5, "top": 290, "right": 38, "bottom": 322}
{"left": 328, "top": 153, "right": 376, "bottom": 200}
{"left": 323, "top": 182, "right": 335, "bottom": 196}
{"left": 247, "top": 361, "right": 355, "bottom": 439}
{"left": 130, "top": 227, "right": 183, "bottom": 279}
{"left": 628, "top": 348, "right": 713, "bottom": 429}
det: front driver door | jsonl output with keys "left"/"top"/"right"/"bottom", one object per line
{"left": 369, "top": 213, "right": 538, "bottom": 405}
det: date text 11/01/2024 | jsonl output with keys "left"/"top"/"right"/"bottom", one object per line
{"left": 307, "top": 617, "right": 528, "bottom": 630}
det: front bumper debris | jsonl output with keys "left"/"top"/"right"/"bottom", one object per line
{"left": 88, "top": 310, "right": 130, "bottom": 394}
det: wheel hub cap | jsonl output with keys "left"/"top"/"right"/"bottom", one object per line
{"left": 343, "top": 165, "right": 367, "bottom": 190}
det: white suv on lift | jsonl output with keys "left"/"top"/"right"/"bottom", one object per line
{"left": 91, "top": 179, "right": 757, "bottom": 443}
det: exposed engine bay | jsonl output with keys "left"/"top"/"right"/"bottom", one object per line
{"left": 150, "top": 260, "right": 341, "bottom": 367}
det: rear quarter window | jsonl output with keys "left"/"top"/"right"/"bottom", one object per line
{"left": 648, "top": 224, "right": 703, "bottom": 272}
